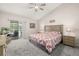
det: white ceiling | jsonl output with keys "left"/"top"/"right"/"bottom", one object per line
{"left": 0, "top": 3, "right": 61, "bottom": 20}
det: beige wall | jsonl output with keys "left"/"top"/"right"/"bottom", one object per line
{"left": 39, "top": 3, "right": 79, "bottom": 46}
{"left": 39, "top": 3, "right": 79, "bottom": 35}
{"left": 0, "top": 11, "right": 38, "bottom": 39}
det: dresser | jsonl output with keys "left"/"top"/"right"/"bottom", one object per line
{"left": 0, "top": 35, "right": 6, "bottom": 56}
{"left": 63, "top": 36, "right": 75, "bottom": 47}
{"left": 0, "top": 45, "right": 5, "bottom": 56}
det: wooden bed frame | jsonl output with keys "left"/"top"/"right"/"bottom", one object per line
{"left": 29, "top": 25, "right": 63, "bottom": 54}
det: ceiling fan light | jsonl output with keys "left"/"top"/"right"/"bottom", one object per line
{"left": 35, "top": 6, "right": 39, "bottom": 9}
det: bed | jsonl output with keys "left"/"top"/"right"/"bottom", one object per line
{"left": 29, "top": 25, "right": 63, "bottom": 53}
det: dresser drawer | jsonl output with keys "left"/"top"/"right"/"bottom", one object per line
{"left": 63, "top": 39, "right": 74, "bottom": 43}
{"left": 63, "top": 41, "right": 74, "bottom": 46}
{"left": 64, "top": 36, "right": 75, "bottom": 41}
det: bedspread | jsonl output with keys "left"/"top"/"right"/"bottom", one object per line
{"left": 30, "top": 31, "right": 61, "bottom": 53}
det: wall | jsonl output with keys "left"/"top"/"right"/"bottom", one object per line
{"left": 0, "top": 11, "right": 38, "bottom": 39}
{"left": 39, "top": 3, "right": 79, "bottom": 46}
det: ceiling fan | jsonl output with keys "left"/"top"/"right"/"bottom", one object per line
{"left": 28, "top": 3, "right": 46, "bottom": 12}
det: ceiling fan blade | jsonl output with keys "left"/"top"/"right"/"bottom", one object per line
{"left": 29, "top": 3, "right": 36, "bottom": 5}
{"left": 29, "top": 7, "right": 34, "bottom": 9}
{"left": 40, "top": 3, "right": 46, "bottom": 6}
{"left": 40, "top": 8, "right": 44, "bottom": 11}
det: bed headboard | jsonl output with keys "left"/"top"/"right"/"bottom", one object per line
{"left": 44, "top": 25, "right": 63, "bottom": 34}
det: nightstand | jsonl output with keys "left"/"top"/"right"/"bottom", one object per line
{"left": 63, "top": 36, "right": 75, "bottom": 47}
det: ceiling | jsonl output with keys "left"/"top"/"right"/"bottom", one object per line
{"left": 0, "top": 3, "right": 61, "bottom": 20}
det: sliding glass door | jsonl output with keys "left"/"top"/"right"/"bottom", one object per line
{"left": 10, "top": 20, "right": 22, "bottom": 39}
{"left": 10, "top": 20, "right": 19, "bottom": 38}
{"left": 10, "top": 20, "right": 19, "bottom": 32}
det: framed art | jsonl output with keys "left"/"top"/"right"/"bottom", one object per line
{"left": 30, "top": 23, "right": 35, "bottom": 28}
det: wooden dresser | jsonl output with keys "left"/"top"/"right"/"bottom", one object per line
{"left": 0, "top": 45, "right": 5, "bottom": 56}
{"left": 0, "top": 35, "right": 6, "bottom": 56}
{"left": 63, "top": 36, "right": 75, "bottom": 47}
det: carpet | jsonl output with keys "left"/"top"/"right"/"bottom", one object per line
{"left": 6, "top": 39, "right": 79, "bottom": 56}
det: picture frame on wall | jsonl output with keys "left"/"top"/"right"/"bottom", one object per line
{"left": 30, "top": 23, "right": 35, "bottom": 28}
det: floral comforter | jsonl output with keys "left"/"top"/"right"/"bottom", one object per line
{"left": 30, "top": 31, "right": 61, "bottom": 53}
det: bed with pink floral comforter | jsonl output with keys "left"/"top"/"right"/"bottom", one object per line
{"left": 30, "top": 31, "right": 62, "bottom": 53}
